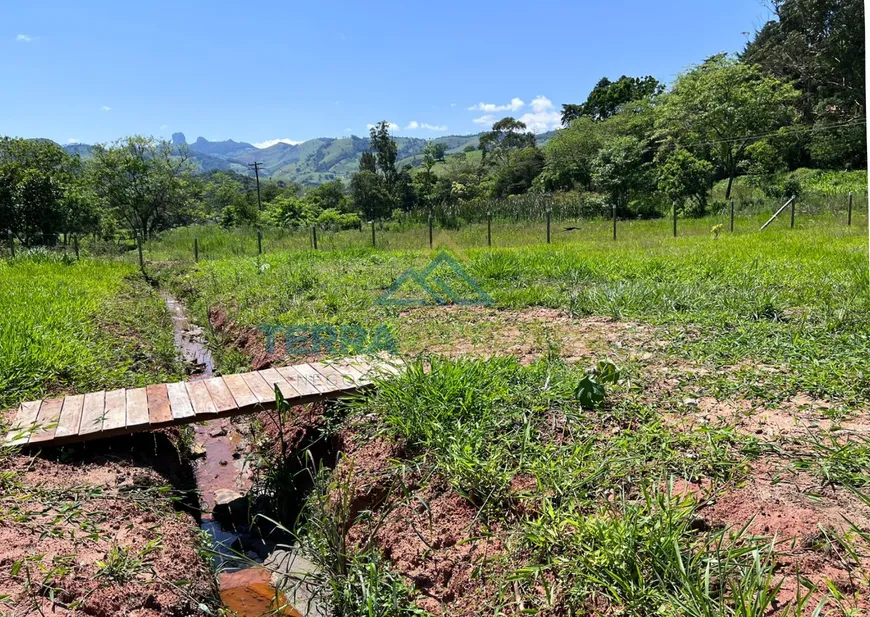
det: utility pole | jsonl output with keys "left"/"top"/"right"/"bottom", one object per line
{"left": 248, "top": 162, "right": 264, "bottom": 211}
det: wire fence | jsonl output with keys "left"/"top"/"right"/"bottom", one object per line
{"left": 2, "top": 192, "right": 866, "bottom": 264}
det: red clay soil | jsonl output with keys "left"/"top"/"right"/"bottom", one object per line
{"left": 700, "top": 460, "right": 870, "bottom": 615}
{"left": 333, "top": 431, "right": 510, "bottom": 615}
{"left": 0, "top": 433, "right": 216, "bottom": 616}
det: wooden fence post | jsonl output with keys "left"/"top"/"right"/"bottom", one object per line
{"left": 257, "top": 229, "right": 263, "bottom": 254}
{"left": 730, "top": 199, "right": 735, "bottom": 232}
{"left": 487, "top": 212, "right": 492, "bottom": 247}
{"left": 848, "top": 191, "right": 854, "bottom": 226}
{"left": 790, "top": 196, "right": 796, "bottom": 228}
{"left": 612, "top": 203, "right": 617, "bottom": 241}
{"left": 312, "top": 225, "right": 318, "bottom": 250}
{"left": 194, "top": 236, "right": 199, "bottom": 262}
{"left": 673, "top": 202, "right": 678, "bottom": 237}
{"left": 371, "top": 220, "right": 376, "bottom": 248}
{"left": 428, "top": 214, "right": 433, "bottom": 250}
{"left": 137, "top": 232, "right": 144, "bottom": 271}
{"left": 74, "top": 235, "right": 80, "bottom": 260}
{"left": 546, "top": 209, "right": 551, "bottom": 244}
{"left": 7, "top": 230, "right": 13, "bottom": 258}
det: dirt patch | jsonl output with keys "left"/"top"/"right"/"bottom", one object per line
{"left": 701, "top": 459, "right": 870, "bottom": 615}
{"left": 0, "top": 433, "right": 216, "bottom": 616}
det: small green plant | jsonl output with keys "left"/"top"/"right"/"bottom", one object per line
{"left": 574, "top": 360, "right": 620, "bottom": 408}
{"left": 95, "top": 540, "right": 160, "bottom": 584}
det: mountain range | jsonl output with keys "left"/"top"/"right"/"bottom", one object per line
{"left": 57, "top": 130, "right": 555, "bottom": 186}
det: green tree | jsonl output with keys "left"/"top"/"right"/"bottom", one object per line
{"left": 743, "top": 0, "right": 865, "bottom": 168}
{"left": 369, "top": 121, "right": 398, "bottom": 189}
{"left": 479, "top": 117, "right": 536, "bottom": 168}
{"left": 89, "top": 136, "right": 196, "bottom": 239}
{"left": 0, "top": 138, "right": 78, "bottom": 245}
{"left": 492, "top": 147, "right": 546, "bottom": 198}
{"left": 306, "top": 179, "right": 349, "bottom": 212}
{"left": 656, "top": 149, "right": 713, "bottom": 217}
{"left": 655, "top": 54, "right": 800, "bottom": 199}
{"left": 350, "top": 170, "right": 393, "bottom": 221}
{"left": 539, "top": 117, "right": 602, "bottom": 190}
{"left": 592, "top": 136, "right": 647, "bottom": 216}
{"left": 562, "top": 75, "right": 662, "bottom": 125}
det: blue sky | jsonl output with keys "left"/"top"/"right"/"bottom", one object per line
{"left": 2, "top": 0, "right": 774, "bottom": 147}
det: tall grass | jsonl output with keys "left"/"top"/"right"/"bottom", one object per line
{"left": 0, "top": 254, "right": 181, "bottom": 408}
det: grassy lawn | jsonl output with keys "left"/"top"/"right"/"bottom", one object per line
{"left": 148, "top": 213, "right": 870, "bottom": 615}
{"left": 0, "top": 252, "right": 182, "bottom": 410}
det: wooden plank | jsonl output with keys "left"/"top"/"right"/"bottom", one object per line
{"left": 55, "top": 395, "right": 85, "bottom": 439}
{"left": 241, "top": 371, "right": 276, "bottom": 404}
{"left": 222, "top": 373, "right": 258, "bottom": 409}
{"left": 166, "top": 382, "right": 195, "bottom": 419}
{"left": 204, "top": 377, "right": 237, "bottom": 412}
{"left": 276, "top": 365, "right": 321, "bottom": 397}
{"left": 258, "top": 368, "right": 299, "bottom": 399}
{"left": 146, "top": 384, "right": 172, "bottom": 425}
{"left": 126, "top": 388, "right": 149, "bottom": 428}
{"left": 293, "top": 363, "right": 339, "bottom": 393}
{"left": 102, "top": 389, "right": 127, "bottom": 432}
{"left": 327, "top": 359, "right": 367, "bottom": 386}
{"left": 30, "top": 398, "right": 64, "bottom": 444}
{"left": 186, "top": 380, "right": 217, "bottom": 416}
{"left": 79, "top": 391, "right": 106, "bottom": 435}
{"left": 310, "top": 362, "right": 356, "bottom": 392}
{"left": 6, "top": 400, "right": 42, "bottom": 445}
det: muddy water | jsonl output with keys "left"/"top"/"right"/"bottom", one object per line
{"left": 162, "top": 293, "right": 298, "bottom": 616}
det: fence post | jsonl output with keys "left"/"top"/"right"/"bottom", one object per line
{"left": 312, "top": 225, "right": 318, "bottom": 250}
{"left": 137, "top": 232, "right": 144, "bottom": 271}
{"left": 428, "top": 214, "right": 433, "bottom": 250}
{"left": 487, "top": 212, "right": 492, "bottom": 247}
{"left": 672, "top": 202, "right": 678, "bottom": 237}
{"left": 371, "top": 220, "right": 376, "bottom": 248}
{"left": 546, "top": 209, "right": 551, "bottom": 244}
{"left": 74, "top": 235, "right": 80, "bottom": 260}
{"left": 257, "top": 229, "right": 263, "bottom": 255}
{"left": 790, "top": 196, "right": 796, "bottom": 228}
{"left": 612, "top": 203, "right": 617, "bottom": 241}
{"left": 730, "top": 199, "right": 735, "bottom": 232}
{"left": 194, "top": 236, "right": 198, "bottom": 262}
{"left": 848, "top": 191, "right": 854, "bottom": 226}
{"left": 7, "top": 230, "right": 13, "bottom": 258}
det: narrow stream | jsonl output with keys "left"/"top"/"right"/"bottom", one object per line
{"left": 162, "top": 293, "right": 300, "bottom": 617}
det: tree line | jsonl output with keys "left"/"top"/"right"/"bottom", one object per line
{"left": 1, "top": 0, "right": 863, "bottom": 247}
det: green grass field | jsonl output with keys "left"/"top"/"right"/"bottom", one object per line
{"left": 3, "top": 211, "right": 870, "bottom": 615}
{"left": 0, "top": 252, "right": 182, "bottom": 409}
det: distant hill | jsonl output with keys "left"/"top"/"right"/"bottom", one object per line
{"left": 55, "top": 129, "right": 557, "bottom": 186}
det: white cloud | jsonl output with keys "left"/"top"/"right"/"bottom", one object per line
{"left": 344, "top": 127, "right": 352, "bottom": 132}
{"left": 468, "top": 97, "right": 524, "bottom": 112}
{"left": 404, "top": 121, "right": 447, "bottom": 131}
{"left": 517, "top": 95, "right": 561, "bottom": 133}
{"left": 159, "top": 124, "right": 168, "bottom": 131}
{"left": 67, "top": 138, "right": 79, "bottom": 144}
{"left": 366, "top": 122, "right": 401, "bottom": 131}
{"left": 253, "top": 138, "right": 302, "bottom": 148}
{"left": 450, "top": 103, "right": 456, "bottom": 107}
{"left": 100, "top": 105, "right": 111, "bottom": 112}
{"left": 16, "top": 34, "right": 32, "bottom": 43}
{"left": 472, "top": 114, "right": 496, "bottom": 127}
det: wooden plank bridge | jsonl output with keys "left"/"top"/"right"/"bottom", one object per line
{"left": 5, "top": 356, "right": 402, "bottom": 448}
